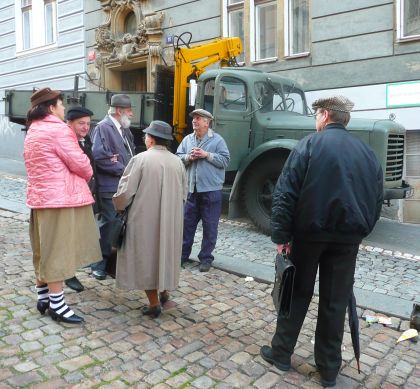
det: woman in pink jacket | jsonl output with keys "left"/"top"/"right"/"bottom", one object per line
{"left": 24, "top": 88, "right": 101, "bottom": 324}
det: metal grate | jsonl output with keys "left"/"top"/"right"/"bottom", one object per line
{"left": 385, "top": 134, "right": 405, "bottom": 181}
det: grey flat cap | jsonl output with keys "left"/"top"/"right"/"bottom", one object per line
{"left": 110, "top": 94, "right": 132, "bottom": 108}
{"left": 143, "top": 120, "right": 173, "bottom": 140}
{"left": 189, "top": 108, "right": 214, "bottom": 120}
{"left": 312, "top": 95, "right": 354, "bottom": 113}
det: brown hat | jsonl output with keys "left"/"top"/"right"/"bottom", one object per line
{"left": 110, "top": 94, "right": 132, "bottom": 108}
{"left": 143, "top": 120, "right": 173, "bottom": 140}
{"left": 30, "top": 87, "right": 62, "bottom": 108}
{"left": 312, "top": 95, "right": 354, "bottom": 113}
{"left": 189, "top": 108, "right": 214, "bottom": 120}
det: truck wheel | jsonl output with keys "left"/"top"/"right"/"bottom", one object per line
{"left": 243, "top": 156, "right": 287, "bottom": 235}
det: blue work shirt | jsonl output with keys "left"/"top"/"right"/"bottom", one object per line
{"left": 176, "top": 129, "right": 230, "bottom": 193}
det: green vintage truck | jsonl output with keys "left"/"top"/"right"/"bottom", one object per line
{"left": 4, "top": 67, "right": 412, "bottom": 234}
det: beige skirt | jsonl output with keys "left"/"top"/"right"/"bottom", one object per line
{"left": 30, "top": 206, "right": 101, "bottom": 282}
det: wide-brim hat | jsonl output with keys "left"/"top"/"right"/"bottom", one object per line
{"left": 312, "top": 95, "right": 354, "bottom": 113}
{"left": 189, "top": 108, "right": 213, "bottom": 120}
{"left": 143, "top": 120, "right": 173, "bottom": 140}
{"left": 110, "top": 94, "right": 132, "bottom": 108}
{"left": 66, "top": 106, "right": 94, "bottom": 121}
{"left": 30, "top": 87, "right": 62, "bottom": 108}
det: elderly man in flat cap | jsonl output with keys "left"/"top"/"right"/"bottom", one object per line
{"left": 90, "top": 94, "right": 136, "bottom": 280}
{"left": 260, "top": 96, "right": 383, "bottom": 387}
{"left": 63, "top": 106, "right": 100, "bottom": 291}
{"left": 176, "top": 109, "right": 230, "bottom": 272}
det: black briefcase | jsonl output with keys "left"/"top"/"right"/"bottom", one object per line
{"left": 109, "top": 210, "right": 128, "bottom": 249}
{"left": 271, "top": 251, "right": 296, "bottom": 318}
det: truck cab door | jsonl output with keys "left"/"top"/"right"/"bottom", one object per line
{"left": 213, "top": 75, "right": 251, "bottom": 172}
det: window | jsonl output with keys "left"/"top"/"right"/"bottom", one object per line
{"left": 397, "top": 0, "right": 420, "bottom": 40}
{"left": 21, "top": 0, "right": 32, "bottom": 50}
{"left": 406, "top": 130, "right": 420, "bottom": 177}
{"left": 219, "top": 77, "right": 247, "bottom": 112}
{"left": 253, "top": 1, "right": 277, "bottom": 61}
{"left": 254, "top": 81, "right": 306, "bottom": 114}
{"left": 15, "top": 0, "right": 57, "bottom": 52}
{"left": 125, "top": 12, "right": 137, "bottom": 35}
{"left": 225, "top": 0, "right": 245, "bottom": 62}
{"left": 285, "top": 0, "right": 309, "bottom": 56}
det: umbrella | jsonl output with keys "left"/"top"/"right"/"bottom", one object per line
{"left": 348, "top": 291, "right": 361, "bottom": 373}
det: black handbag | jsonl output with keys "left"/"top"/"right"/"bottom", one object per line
{"left": 109, "top": 209, "right": 128, "bottom": 249}
{"left": 271, "top": 251, "right": 296, "bottom": 318}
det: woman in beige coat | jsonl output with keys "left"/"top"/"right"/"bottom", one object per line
{"left": 113, "top": 121, "right": 187, "bottom": 318}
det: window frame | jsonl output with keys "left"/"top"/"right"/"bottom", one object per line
{"left": 397, "top": 0, "right": 420, "bottom": 41}
{"left": 15, "top": 0, "right": 57, "bottom": 54}
{"left": 252, "top": 0, "right": 278, "bottom": 62}
{"left": 223, "top": 0, "right": 245, "bottom": 63}
{"left": 284, "top": 0, "right": 310, "bottom": 58}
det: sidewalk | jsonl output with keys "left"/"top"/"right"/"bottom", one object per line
{"left": 0, "top": 210, "right": 419, "bottom": 388}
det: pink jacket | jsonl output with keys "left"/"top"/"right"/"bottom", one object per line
{"left": 24, "top": 114, "right": 94, "bottom": 209}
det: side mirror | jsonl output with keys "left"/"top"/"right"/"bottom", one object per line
{"left": 189, "top": 80, "right": 197, "bottom": 106}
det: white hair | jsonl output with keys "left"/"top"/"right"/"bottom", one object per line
{"left": 108, "top": 106, "right": 117, "bottom": 116}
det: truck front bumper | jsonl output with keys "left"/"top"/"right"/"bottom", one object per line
{"left": 383, "top": 180, "right": 414, "bottom": 200}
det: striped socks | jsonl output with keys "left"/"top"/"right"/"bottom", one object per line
{"left": 36, "top": 284, "right": 49, "bottom": 303}
{"left": 49, "top": 291, "right": 74, "bottom": 318}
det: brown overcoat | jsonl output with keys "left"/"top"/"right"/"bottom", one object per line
{"left": 112, "top": 145, "right": 187, "bottom": 291}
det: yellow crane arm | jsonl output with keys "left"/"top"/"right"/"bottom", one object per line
{"left": 172, "top": 37, "right": 242, "bottom": 143}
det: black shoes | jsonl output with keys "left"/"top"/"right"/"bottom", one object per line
{"left": 320, "top": 377, "right": 337, "bottom": 387}
{"left": 141, "top": 305, "right": 162, "bottom": 318}
{"left": 37, "top": 300, "right": 49, "bottom": 315}
{"left": 199, "top": 262, "right": 211, "bottom": 272}
{"left": 49, "top": 309, "right": 84, "bottom": 324}
{"left": 92, "top": 270, "right": 107, "bottom": 280}
{"left": 260, "top": 345, "right": 291, "bottom": 371}
{"left": 159, "top": 291, "right": 169, "bottom": 306}
{"left": 65, "top": 276, "right": 84, "bottom": 292}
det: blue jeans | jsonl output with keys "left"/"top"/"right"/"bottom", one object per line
{"left": 91, "top": 195, "right": 116, "bottom": 272}
{"left": 181, "top": 190, "right": 222, "bottom": 264}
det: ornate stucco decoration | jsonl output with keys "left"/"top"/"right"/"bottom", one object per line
{"left": 95, "top": 0, "right": 164, "bottom": 68}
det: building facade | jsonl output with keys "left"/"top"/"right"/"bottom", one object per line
{"left": 222, "top": 0, "right": 420, "bottom": 222}
{"left": 0, "top": 0, "right": 87, "bottom": 160}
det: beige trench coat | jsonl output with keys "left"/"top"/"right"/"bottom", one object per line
{"left": 112, "top": 145, "right": 187, "bottom": 291}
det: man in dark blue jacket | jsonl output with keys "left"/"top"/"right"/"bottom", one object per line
{"left": 260, "top": 96, "right": 383, "bottom": 387}
{"left": 91, "top": 94, "right": 135, "bottom": 280}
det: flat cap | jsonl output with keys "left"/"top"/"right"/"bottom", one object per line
{"left": 143, "top": 120, "right": 173, "bottom": 140}
{"left": 66, "top": 106, "right": 93, "bottom": 121}
{"left": 110, "top": 94, "right": 132, "bottom": 108}
{"left": 312, "top": 95, "right": 354, "bottom": 113}
{"left": 30, "top": 87, "right": 62, "bottom": 108}
{"left": 189, "top": 108, "right": 213, "bottom": 120}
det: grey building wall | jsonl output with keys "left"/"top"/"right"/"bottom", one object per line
{"left": 0, "top": 0, "right": 87, "bottom": 161}
{"left": 253, "top": 1, "right": 420, "bottom": 93}
{"left": 84, "top": 0, "right": 221, "bottom": 82}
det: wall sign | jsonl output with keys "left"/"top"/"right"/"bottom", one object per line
{"left": 386, "top": 81, "right": 420, "bottom": 108}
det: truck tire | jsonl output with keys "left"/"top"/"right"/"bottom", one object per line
{"left": 243, "top": 155, "right": 287, "bottom": 235}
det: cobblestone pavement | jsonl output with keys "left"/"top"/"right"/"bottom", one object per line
{"left": 0, "top": 174, "right": 419, "bottom": 303}
{"left": 1, "top": 211, "right": 419, "bottom": 388}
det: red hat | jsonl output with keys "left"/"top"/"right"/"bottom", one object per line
{"left": 30, "top": 87, "right": 62, "bottom": 108}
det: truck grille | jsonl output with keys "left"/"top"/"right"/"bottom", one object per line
{"left": 386, "top": 134, "right": 404, "bottom": 181}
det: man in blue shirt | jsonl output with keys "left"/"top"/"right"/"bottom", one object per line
{"left": 176, "top": 109, "right": 230, "bottom": 272}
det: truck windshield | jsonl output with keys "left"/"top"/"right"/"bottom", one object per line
{"left": 254, "top": 81, "right": 306, "bottom": 114}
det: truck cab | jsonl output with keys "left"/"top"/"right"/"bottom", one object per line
{"left": 193, "top": 68, "right": 411, "bottom": 233}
